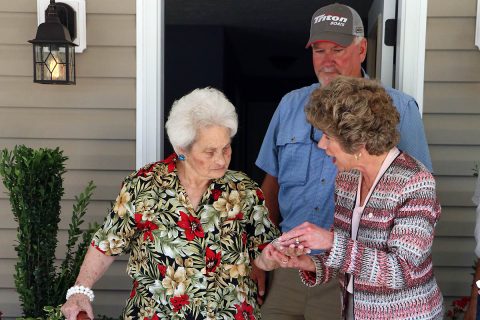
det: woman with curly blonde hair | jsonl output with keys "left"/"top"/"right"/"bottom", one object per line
{"left": 266, "top": 77, "right": 444, "bottom": 319}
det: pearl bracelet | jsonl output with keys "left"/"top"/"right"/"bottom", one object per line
{"left": 66, "top": 285, "right": 95, "bottom": 302}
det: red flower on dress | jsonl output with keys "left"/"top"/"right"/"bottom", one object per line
{"left": 134, "top": 213, "right": 159, "bottom": 242}
{"left": 130, "top": 280, "right": 138, "bottom": 298}
{"left": 177, "top": 211, "right": 205, "bottom": 241}
{"left": 170, "top": 294, "right": 190, "bottom": 312}
{"left": 158, "top": 264, "right": 167, "bottom": 277}
{"left": 92, "top": 240, "right": 106, "bottom": 254}
{"left": 160, "top": 153, "right": 177, "bottom": 172}
{"left": 258, "top": 243, "right": 268, "bottom": 251}
{"left": 136, "top": 163, "right": 157, "bottom": 177}
{"left": 227, "top": 212, "right": 244, "bottom": 221}
{"left": 143, "top": 222, "right": 159, "bottom": 241}
{"left": 255, "top": 189, "right": 264, "bottom": 201}
{"left": 234, "top": 301, "right": 255, "bottom": 320}
{"left": 205, "top": 246, "right": 221, "bottom": 274}
{"left": 151, "top": 314, "right": 159, "bottom": 320}
{"left": 211, "top": 189, "right": 222, "bottom": 200}
{"left": 241, "top": 232, "right": 247, "bottom": 246}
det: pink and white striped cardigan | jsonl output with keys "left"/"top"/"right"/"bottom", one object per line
{"left": 300, "top": 152, "right": 444, "bottom": 319}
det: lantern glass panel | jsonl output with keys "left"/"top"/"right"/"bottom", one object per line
{"left": 31, "top": 42, "right": 75, "bottom": 84}
{"left": 35, "top": 45, "right": 46, "bottom": 63}
{"left": 35, "top": 61, "right": 44, "bottom": 81}
{"left": 69, "top": 47, "right": 75, "bottom": 81}
{"left": 54, "top": 45, "right": 67, "bottom": 63}
{"left": 44, "top": 45, "right": 66, "bottom": 81}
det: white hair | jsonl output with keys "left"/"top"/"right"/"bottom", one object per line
{"left": 165, "top": 87, "right": 238, "bottom": 151}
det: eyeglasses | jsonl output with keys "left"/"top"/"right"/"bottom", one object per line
{"left": 310, "top": 125, "right": 319, "bottom": 145}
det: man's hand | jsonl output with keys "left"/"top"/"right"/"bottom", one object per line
{"left": 250, "top": 261, "right": 267, "bottom": 305}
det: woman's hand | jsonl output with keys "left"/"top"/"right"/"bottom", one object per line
{"left": 61, "top": 294, "right": 94, "bottom": 320}
{"left": 277, "top": 222, "right": 334, "bottom": 251}
{"left": 60, "top": 246, "right": 116, "bottom": 320}
{"left": 264, "top": 244, "right": 315, "bottom": 271}
{"left": 254, "top": 243, "right": 285, "bottom": 271}
{"left": 255, "top": 243, "right": 313, "bottom": 271}
{"left": 280, "top": 254, "right": 316, "bottom": 272}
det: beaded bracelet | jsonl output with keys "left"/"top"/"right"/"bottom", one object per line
{"left": 66, "top": 285, "right": 95, "bottom": 302}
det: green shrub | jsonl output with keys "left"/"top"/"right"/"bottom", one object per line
{"left": 0, "top": 145, "right": 97, "bottom": 318}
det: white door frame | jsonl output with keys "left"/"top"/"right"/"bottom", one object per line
{"left": 135, "top": 0, "right": 164, "bottom": 168}
{"left": 395, "top": 0, "right": 428, "bottom": 115}
{"left": 368, "top": 0, "right": 396, "bottom": 88}
{"left": 134, "top": 0, "right": 428, "bottom": 166}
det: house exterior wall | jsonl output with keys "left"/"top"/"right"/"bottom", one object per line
{"left": 0, "top": 0, "right": 135, "bottom": 318}
{"left": 425, "top": 0, "right": 480, "bottom": 302}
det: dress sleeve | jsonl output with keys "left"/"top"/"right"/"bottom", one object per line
{"left": 91, "top": 175, "right": 138, "bottom": 256}
{"left": 246, "top": 187, "right": 281, "bottom": 261}
{"left": 299, "top": 254, "right": 338, "bottom": 287}
{"left": 325, "top": 170, "right": 440, "bottom": 289}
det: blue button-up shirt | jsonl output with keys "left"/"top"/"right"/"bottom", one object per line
{"left": 256, "top": 82, "right": 432, "bottom": 233}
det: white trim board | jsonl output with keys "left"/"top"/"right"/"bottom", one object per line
{"left": 136, "top": 0, "right": 164, "bottom": 169}
{"left": 368, "top": 0, "right": 396, "bottom": 88}
{"left": 395, "top": 0, "right": 428, "bottom": 115}
{"left": 476, "top": 0, "right": 480, "bottom": 49}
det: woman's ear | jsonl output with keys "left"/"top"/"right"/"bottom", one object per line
{"left": 175, "top": 147, "right": 186, "bottom": 156}
{"left": 359, "top": 144, "right": 368, "bottom": 155}
{"left": 175, "top": 147, "right": 187, "bottom": 161}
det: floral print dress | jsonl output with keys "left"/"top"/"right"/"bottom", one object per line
{"left": 91, "top": 154, "right": 280, "bottom": 320}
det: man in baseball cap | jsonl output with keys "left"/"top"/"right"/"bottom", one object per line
{"left": 306, "top": 3, "right": 364, "bottom": 48}
{"left": 307, "top": 3, "right": 367, "bottom": 86}
{"left": 254, "top": 3, "right": 432, "bottom": 320}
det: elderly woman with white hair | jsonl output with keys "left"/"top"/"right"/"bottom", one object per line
{"left": 61, "top": 87, "right": 281, "bottom": 320}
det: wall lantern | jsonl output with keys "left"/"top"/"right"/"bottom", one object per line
{"left": 29, "top": 0, "right": 81, "bottom": 84}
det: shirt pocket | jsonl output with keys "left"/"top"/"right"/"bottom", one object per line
{"left": 276, "top": 134, "right": 311, "bottom": 186}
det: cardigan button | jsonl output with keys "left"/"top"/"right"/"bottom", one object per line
{"left": 368, "top": 213, "right": 373, "bottom": 218}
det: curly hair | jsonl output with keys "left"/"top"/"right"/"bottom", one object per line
{"left": 305, "top": 76, "right": 400, "bottom": 155}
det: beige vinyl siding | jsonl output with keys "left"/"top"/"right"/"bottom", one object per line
{"left": 425, "top": 0, "right": 480, "bottom": 304}
{"left": 0, "top": 0, "right": 135, "bottom": 318}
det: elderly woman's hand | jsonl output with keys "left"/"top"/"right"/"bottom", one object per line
{"left": 264, "top": 244, "right": 315, "bottom": 271}
{"left": 255, "top": 242, "right": 311, "bottom": 270}
{"left": 279, "top": 254, "right": 316, "bottom": 272}
{"left": 61, "top": 294, "right": 93, "bottom": 320}
{"left": 254, "top": 243, "right": 285, "bottom": 271}
{"left": 277, "top": 222, "right": 334, "bottom": 251}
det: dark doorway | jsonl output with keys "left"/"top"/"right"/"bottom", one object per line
{"left": 164, "top": 0, "right": 373, "bottom": 184}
